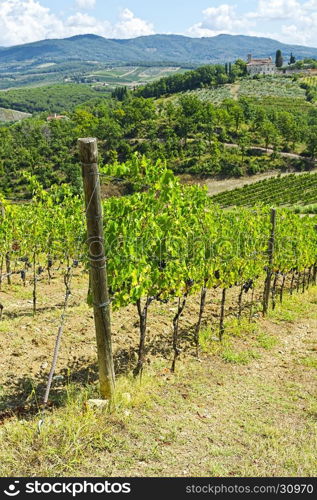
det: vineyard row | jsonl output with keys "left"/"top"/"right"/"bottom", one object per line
{"left": 1, "top": 157, "right": 317, "bottom": 375}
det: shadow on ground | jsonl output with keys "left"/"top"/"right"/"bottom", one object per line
{"left": 0, "top": 346, "right": 141, "bottom": 422}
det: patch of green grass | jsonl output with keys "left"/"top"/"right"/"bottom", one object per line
{"left": 221, "top": 348, "right": 261, "bottom": 365}
{"left": 300, "top": 357, "right": 317, "bottom": 369}
{"left": 199, "top": 319, "right": 266, "bottom": 363}
{"left": 0, "top": 386, "right": 108, "bottom": 476}
{"left": 207, "top": 463, "right": 228, "bottom": 476}
{"left": 2, "top": 283, "right": 32, "bottom": 300}
{"left": 225, "top": 318, "right": 259, "bottom": 338}
{"left": 270, "top": 307, "right": 298, "bottom": 323}
{"left": 305, "top": 395, "right": 317, "bottom": 420}
{"left": 199, "top": 318, "right": 259, "bottom": 352}
{"left": 199, "top": 327, "right": 220, "bottom": 353}
{"left": 0, "top": 373, "right": 159, "bottom": 476}
{"left": 0, "top": 319, "right": 11, "bottom": 333}
{"left": 268, "top": 287, "right": 317, "bottom": 322}
{"left": 257, "top": 332, "right": 278, "bottom": 350}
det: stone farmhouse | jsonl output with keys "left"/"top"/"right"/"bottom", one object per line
{"left": 246, "top": 54, "right": 276, "bottom": 75}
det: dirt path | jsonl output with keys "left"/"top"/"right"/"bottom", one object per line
{"left": 118, "top": 68, "right": 138, "bottom": 78}
{"left": 223, "top": 142, "right": 311, "bottom": 160}
{"left": 230, "top": 83, "right": 240, "bottom": 100}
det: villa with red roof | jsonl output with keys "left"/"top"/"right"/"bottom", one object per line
{"left": 246, "top": 54, "right": 276, "bottom": 75}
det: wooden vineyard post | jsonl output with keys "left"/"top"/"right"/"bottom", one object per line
{"left": 219, "top": 288, "right": 227, "bottom": 341}
{"left": 263, "top": 208, "right": 276, "bottom": 316}
{"left": 5, "top": 252, "right": 11, "bottom": 285}
{"left": 78, "top": 138, "right": 115, "bottom": 400}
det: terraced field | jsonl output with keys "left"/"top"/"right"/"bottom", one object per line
{"left": 176, "top": 75, "right": 311, "bottom": 112}
{"left": 238, "top": 76, "right": 306, "bottom": 99}
{"left": 181, "top": 85, "right": 233, "bottom": 105}
{"left": 91, "top": 66, "right": 186, "bottom": 89}
{"left": 0, "top": 106, "right": 31, "bottom": 122}
{"left": 301, "top": 75, "right": 317, "bottom": 88}
{"left": 211, "top": 172, "right": 317, "bottom": 208}
{"left": 238, "top": 76, "right": 314, "bottom": 113}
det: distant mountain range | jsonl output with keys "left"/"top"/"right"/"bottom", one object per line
{"left": 0, "top": 34, "right": 317, "bottom": 67}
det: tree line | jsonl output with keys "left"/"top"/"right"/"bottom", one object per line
{"left": 1, "top": 89, "right": 317, "bottom": 197}
{"left": 135, "top": 60, "right": 247, "bottom": 98}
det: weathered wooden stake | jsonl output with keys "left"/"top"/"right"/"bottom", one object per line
{"left": 79, "top": 137, "right": 115, "bottom": 400}
{"left": 195, "top": 281, "right": 208, "bottom": 356}
{"left": 32, "top": 251, "right": 37, "bottom": 315}
{"left": 263, "top": 208, "right": 276, "bottom": 316}
{"left": 219, "top": 288, "right": 227, "bottom": 341}
{"left": 5, "top": 252, "right": 11, "bottom": 285}
{"left": 0, "top": 256, "right": 3, "bottom": 291}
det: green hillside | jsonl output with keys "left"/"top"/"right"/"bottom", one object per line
{"left": 1, "top": 63, "right": 317, "bottom": 198}
{"left": 0, "top": 63, "right": 187, "bottom": 91}
{"left": 0, "top": 84, "right": 109, "bottom": 113}
{"left": 171, "top": 76, "right": 309, "bottom": 109}
{"left": 1, "top": 33, "right": 317, "bottom": 91}
{"left": 211, "top": 172, "right": 317, "bottom": 208}
{"left": 0, "top": 106, "right": 31, "bottom": 122}
{"left": 1, "top": 34, "right": 317, "bottom": 67}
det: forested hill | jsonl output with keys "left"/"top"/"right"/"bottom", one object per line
{"left": 1, "top": 33, "right": 317, "bottom": 66}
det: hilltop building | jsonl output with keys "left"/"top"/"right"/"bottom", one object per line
{"left": 47, "top": 113, "right": 69, "bottom": 121}
{"left": 246, "top": 54, "right": 276, "bottom": 75}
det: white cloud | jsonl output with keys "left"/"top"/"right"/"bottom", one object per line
{"left": 187, "top": 1, "right": 317, "bottom": 47}
{"left": 0, "top": 0, "right": 64, "bottom": 46}
{"left": 0, "top": 0, "right": 154, "bottom": 46}
{"left": 248, "top": 0, "right": 302, "bottom": 21}
{"left": 65, "top": 12, "right": 110, "bottom": 37}
{"left": 75, "top": 0, "right": 96, "bottom": 9}
{"left": 187, "top": 4, "right": 254, "bottom": 37}
{"left": 114, "top": 8, "right": 154, "bottom": 38}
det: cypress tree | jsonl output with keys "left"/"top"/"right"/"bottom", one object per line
{"left": 275, "top": 50, "right": 283, "bottom": 67}
{"left": 289, "top": 53, "right": 296, "bottom": 65}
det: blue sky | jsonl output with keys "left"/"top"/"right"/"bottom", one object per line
{"left": 38, "top": 0, "right": 253, "bottom": 34}
{"left": 0, "top": 0, "right": 317, "bottom": 47}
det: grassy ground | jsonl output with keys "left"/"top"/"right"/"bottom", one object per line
{"left": 0, "top": 279, "right": 316, "bottom": 477}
